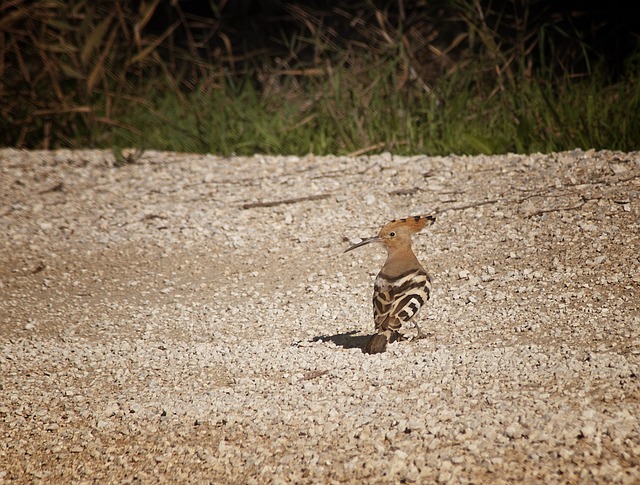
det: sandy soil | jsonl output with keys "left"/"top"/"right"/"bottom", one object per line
{"left": 1, "top": 148, "right": 639, "bottom": 483}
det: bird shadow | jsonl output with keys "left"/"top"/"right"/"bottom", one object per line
{"left": 311, "top": 330, "right": 410, "bottom": 352}
{"left": 311, "top": 330, "right": 370, "bottom": 350}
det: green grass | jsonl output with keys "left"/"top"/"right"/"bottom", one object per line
{"left": 101, "top": 61, "right": 640, "bottom": 156}
{"left": 4, "top": 0, "right": 639, "bottom": 155}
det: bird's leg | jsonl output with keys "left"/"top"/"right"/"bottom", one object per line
{"left": 412, "top": 321, "right": 428, "bottom": 340}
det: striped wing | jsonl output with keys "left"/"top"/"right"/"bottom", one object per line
{"left": 373, "top": 269, "right": 431, "bottom": 332}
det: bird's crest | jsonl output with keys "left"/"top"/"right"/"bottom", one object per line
{"left": 380, "top": 215, "right": 435, "bottom": 236}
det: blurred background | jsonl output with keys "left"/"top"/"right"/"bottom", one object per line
{"left": 2, "top": 0, "right": 639, "bottom": 155}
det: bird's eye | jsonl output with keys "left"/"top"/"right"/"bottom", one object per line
{"left": 389, "top": 231, "right": 396, "bottom": 237}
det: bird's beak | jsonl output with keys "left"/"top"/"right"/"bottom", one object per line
{"left": 344, "top": 236, "right": 380, "bottom": 253}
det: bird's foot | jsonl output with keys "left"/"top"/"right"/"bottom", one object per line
{"left": 390, "top": 331, "right": 406, "bottom": 343}
{"left": 412, "top": 325, "right": 431, "bottom": 341}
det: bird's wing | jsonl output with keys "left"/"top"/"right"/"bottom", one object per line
{"left": 373, "top": 270, "right": 430, "bottom": 332}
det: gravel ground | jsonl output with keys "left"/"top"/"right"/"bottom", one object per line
{"left": 1, "top": 148, "right": 639, "bottom": 484}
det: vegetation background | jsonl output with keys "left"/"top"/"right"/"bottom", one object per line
{"left": 2, "top": 0, "right": 639, "bottom": 156}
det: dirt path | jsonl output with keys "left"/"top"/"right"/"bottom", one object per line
{"left": 1, "top": 149, "right": 639, "bottom": 483}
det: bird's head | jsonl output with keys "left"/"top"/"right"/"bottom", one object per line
{"left": 344, "top": 215, "right": 435, "bottom": 253}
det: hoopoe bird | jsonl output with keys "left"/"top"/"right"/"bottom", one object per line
{"left": 345, "top": 215, "right": 435, "bottom": 354}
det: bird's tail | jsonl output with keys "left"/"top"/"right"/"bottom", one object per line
{"left": 364, "top": 333, "right": 388, "bottom": 354}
